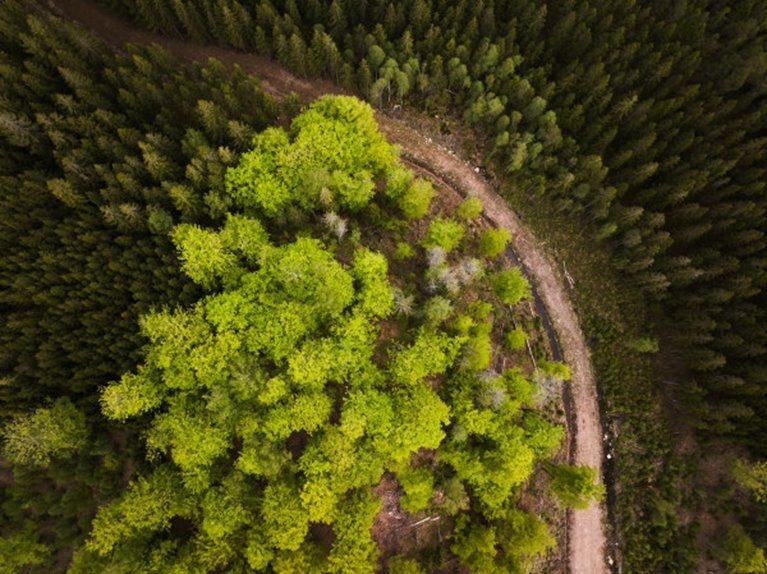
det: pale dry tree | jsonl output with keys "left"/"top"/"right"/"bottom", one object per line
{"left": 322, "top": 211, "right": 348, "bottom": 239}
{"left": 319, "top": 186, "right": 333, "bottom": 206}
{"left": 477, "top": 371, "right": 506, "bottom": 410}
{"left": 426, "top": 246, "right": 447, "bottom": 268}
{"left": 393, "top": 288, "right": 416, "bottom": 316}
{"left": 436, "top": 266, "right": 461, "bottom": 295}
{"left": 533, "top": 370, "right": 563, "bottom": 406}
{"left": 454, "top": 258, "right": 484, "bottom": 285}
{"left": 479, "top": 369, "right": 500, "bottom": 382}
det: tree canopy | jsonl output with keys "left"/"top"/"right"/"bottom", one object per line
{"left": 0, "top": 1, "right": 608, "bottom": 569}
{"left": 36, "top": 95, "right": 574, "bottom": 572}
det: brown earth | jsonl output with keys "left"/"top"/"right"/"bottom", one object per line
{"left": 49, "top": 1, "right": 608, "bottom": 571}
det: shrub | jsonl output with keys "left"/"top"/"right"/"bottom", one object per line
{"left": 394, "top": 241, "right": 415, "bottom": 260}
{"left": 490, "top": 268, "right": 531, "bottom": 305}
{"left": 545, "top": 463, "right": 604, "bottom": 509}
{"left": 538, "top": 359, "right": 571, "bottom": 381}
{"left": 423, "top": 218, "right": 465, "bottom": 252}
{"left": 627, "top": 336, "right": 659, "bottom": 354}
{"left": 479, "top": 228, "right": 511, "bottom": 257}
{"left": 505, "top": 327, "right": 527, "bottom": 350}
{"left": 455, "top": 196, "right": 483, "bottom": 220}
{"left": 399, "top": 178, "right": 434, "bottom": 219}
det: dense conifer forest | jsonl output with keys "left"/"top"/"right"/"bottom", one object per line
{"left": 2, "top": 0, "right": 767, "bottom": 572}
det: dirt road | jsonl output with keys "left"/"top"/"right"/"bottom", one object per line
{"left": 389, "top": 133, "right": 608, "bottom": 574}
{"left": 50, "top": 2, "right": 608, "bottom": 571}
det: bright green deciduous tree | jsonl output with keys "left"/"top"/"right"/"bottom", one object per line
{"left": 497, "top": 508, "right": 556, "bottom": 570}
{"left": 2, "top": 398, "right": 86, "bottom": 467}
{"left": 352, "top": 247, "right": 394, "bottom": 318}
{"left": 145, "top": 402, "right": 231, "bottom": 491}
{"left": 224, "top": 127, "right": 291, "bottom": 216}
{"left": 537, "top": 359, "right": 572, "bottom": 381}
{"left": 271, "top": 542, "right": 327, "bottom": 574}
{"left": 87, "top": 466, "right": 194, "bottom": 556}
{"left": 441, "top": 430, "right": 536, "bottom": 515}
{"left": 173, "top": 223, "right": 240, "bottom": 289}
{"left": 422, "top": 217, "right": 465, "bottom": 252}
{"left": 451, "top": 516, "right": 500, "bottom": 573}
{"left": 388, "top": 556, "right": 426, "bottom": 574}
{"left": 389, "top": 385, "right": 451, "bottom": 463}
{"left": 398, "top": 178, "right": 435, "bottom": 219}
{"left": 490, "top": 268, "right": 531, "bottom": 305}
{"left": 226, "top": 95, "right": 397, "bottom": 217}
{"left": 327, "top": 490, "right": 382, "bottom": 574}
{"left": 100, "top": 367, "right": 166, "bottom": 421}
{"left": 462, "top": 333, "right": 492, "bottom": 371}
{"left": 505, "top": 327, "right": 527, "bottom": 350}
{"left": 260, "top": 237, "right": 356, "bottom": 321}
{"left": 423, "top": 296, "right": 454, "bottom": 327}
{"left": 261, "top": 479, "right": 311, "bottom": 551}
{"left": 201, "top": 478, "right": 251, "bottom": 540}
{"left": 396, "top": 465, "right": 435, "bottom": 512}
{"left": 384, "top": 163, "right": 414, "bottom": 200}
{"left": 523, "top": 413, "right": 565, "bottom": 457}
{"left": 219, "top": 213, "right": 270, "bottom": 264}
{"left": 244, "top": 529, "right": 275, "bottom": 571}
{"left": 394, "top": 241, "right": 415, "bottom": 260}
{"left": 390, "top": 328, "right": 464, "bottom": 386}
{"left": 0, "top": 524, "right": 47, "bottom": 574}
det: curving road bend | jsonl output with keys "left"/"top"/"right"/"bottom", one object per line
{"left": 388, "top": 141, "right": 607, "bottom": 574}
{"left": 49, "top": 2, "right": 608, "bottom": 572}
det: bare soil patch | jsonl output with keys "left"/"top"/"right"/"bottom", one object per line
{"left": 371, "top": 473, "right": 457, "bottom": 573}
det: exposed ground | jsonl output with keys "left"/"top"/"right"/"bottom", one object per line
{"left": 50, "top": 2, "right": 608, "bottom": 571}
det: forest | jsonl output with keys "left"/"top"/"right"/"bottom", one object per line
{"left": 2, "top": 0, "right": 767, "bottom": 572}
